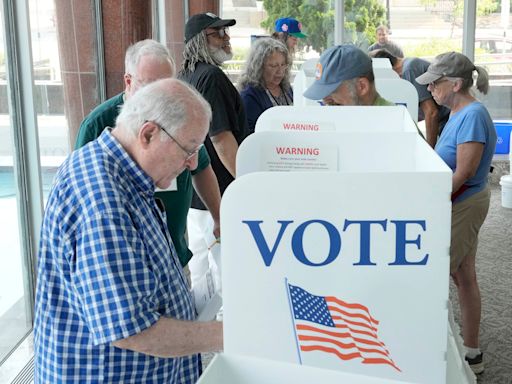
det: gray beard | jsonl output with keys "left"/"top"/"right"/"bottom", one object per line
{"left": 209, "top": 45, "right": 233, "bottom": 65}
{"left": 346, "top": 81, "right": 361, "bottom": 106}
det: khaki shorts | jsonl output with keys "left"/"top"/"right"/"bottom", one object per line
{"left": 450, "top": 186, "right": 491, "bottom": 273}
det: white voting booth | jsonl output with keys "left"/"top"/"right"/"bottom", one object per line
{"left": 198, "top": 106, "right": 476, "bottom": 384}
{"left": 293, "top": 57, "right": 419, "bottom": 123}
{"left": 254, "top": 105, "right": 414, "bottom": 134}
{"left": 372, "top": 57, "right": 400, "bottom": 79}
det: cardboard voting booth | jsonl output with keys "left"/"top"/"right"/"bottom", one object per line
{"left": 254, "top": 105, "right": 415, "bottom": 133}
{"left": 293, "top": 58, "right": 419, "bottom": 122}
{"left": 198, "top": 107, "right": 475, "bottom": 383}
{"left": 372, "top": 58, "right": 400, "bottom": 79}
{"left": 376, "top": 79, "right": 419, "bottom": 122}
{"left": 224, "top": 152, "right": 450, "bottom": 383}
{"left": 198, "top": 353, "right": 415, "bottom": 384}
{"left": 214, "top": 107, "right": 452, "bottom": 383}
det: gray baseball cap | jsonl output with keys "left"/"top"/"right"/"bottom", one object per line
{"left": 416, "top": 51, "right": 476, "bottom": 84}
{"left": 303, "top": 44, "right": 373, "bottom": 100}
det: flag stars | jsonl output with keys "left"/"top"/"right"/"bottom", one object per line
{"left": 288, "top": 283, "right": 400, "bottom": 372}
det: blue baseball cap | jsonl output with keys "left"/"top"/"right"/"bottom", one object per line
{"left": 304, "top": 44, "right": 373, "bottom": 100}
{"left": 275, "top": 17, "right": 307, "bottom": 38}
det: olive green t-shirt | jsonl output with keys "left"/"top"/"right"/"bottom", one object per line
{"left": 373, "top": 94, "right": 395, "bottom": 106}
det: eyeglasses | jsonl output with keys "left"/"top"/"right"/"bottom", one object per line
{"left": 266, "top": 63, "right": 289, "bottom": 70}
{"left": 128, "top": 74, "right": 151, "bottom": 88}
{"left": 429, "top": 78, "right": 450, "bottom": 89}
{"left": 206, "top": 27, "right": 229, "bottom": 39}
{"left": 147, "top": 121, "right": 203, "bottom": 160}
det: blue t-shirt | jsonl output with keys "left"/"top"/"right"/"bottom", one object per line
{"left": 435, "top": 101, "right": 496, "bottom": 203}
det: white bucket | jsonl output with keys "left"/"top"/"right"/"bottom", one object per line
{"left": 500, "top": 175, "right": 512, "bottom": 208}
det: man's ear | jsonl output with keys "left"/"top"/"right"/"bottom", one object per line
{"left": 356, "top": 77, "right": 371, "bottom": 96}
{"left": 139, "top": 121, "right": 159, "bottom": 148}
{"left": 124, "top": 73, "right": 133, "bottom": 93}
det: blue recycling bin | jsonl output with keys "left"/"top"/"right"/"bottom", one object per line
{"left": 494, "top": 121, "right": 512, "bottom": 154}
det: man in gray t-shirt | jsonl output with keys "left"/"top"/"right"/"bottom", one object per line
{"left": 368, "top": 25, "right": 404, "bottom": 58}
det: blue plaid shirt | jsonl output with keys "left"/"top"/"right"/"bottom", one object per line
{"left": 34, "top": 129, "right": 199, "bottom": 383}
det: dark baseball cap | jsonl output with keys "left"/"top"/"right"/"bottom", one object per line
{"left": 185, "top": 13, "right": 236, "bottom": 43}
{"left": 304, "top": 44, "right": 373, "bottom": 100}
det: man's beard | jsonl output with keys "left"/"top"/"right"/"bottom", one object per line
{"left": 209, "top": 45, "right": 233, "bottom": 64}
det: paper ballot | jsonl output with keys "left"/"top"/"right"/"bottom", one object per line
{"left": 194, "top": 269, "right": 222, "bottom": 321}
{"left": 194, "top": 240, "right": 222, "bottom": 321}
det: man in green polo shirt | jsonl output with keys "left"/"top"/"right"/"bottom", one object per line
{"left": 75, "top": 39, "right": 221, "bottom": 267}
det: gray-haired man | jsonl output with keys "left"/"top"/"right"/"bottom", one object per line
{"left": 35, "top": 78, "right": 223, "bottom": 383}
{"left": 304, "top": 44, "right": 393, "bottom": 107}
{"left": 76, "top": 39, "right": 221, "bottom": 269}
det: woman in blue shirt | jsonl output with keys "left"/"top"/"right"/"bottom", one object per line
{"left": 239, "top": 38, "right": 293, "bottom": 133}
{"left": 416, "top": 52, "right": 496, "bottom": 375}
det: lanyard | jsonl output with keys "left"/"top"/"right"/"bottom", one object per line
{"left": 266, "top": 87, "right": 292, "bottom": 107}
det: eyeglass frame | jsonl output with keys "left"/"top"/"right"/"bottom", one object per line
{"left": 429, "top": 77, "right": 458, "bottom": 90}
{"left": 145, "top": 120, "right": 203, "bottom": 160}
{"left": 127, "top": 73, "right": 152, "bottom": 88}
{"left": 205, "top": 27, "right": 229, "bottom": 39}
{"left": 265, "top": 62, "right": 289, "bottom": 71}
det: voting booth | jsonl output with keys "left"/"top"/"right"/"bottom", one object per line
{"left": 198, "top": 106, "right": 475, "bottom": 383}
{"left": 372, "top": 58, "right": 400, "bottom": 79}
{"left": 198, "top": 354, "right": 414, "bottom": 384}
{"left": 293, "top": 58, "right": 419, "bottom": 122}
{"left": 253, "top": 105, "right": 415, "bottom": 134}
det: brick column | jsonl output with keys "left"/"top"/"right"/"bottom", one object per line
{"left": 164, "top": 0, "right": 219, "bottom": 71}
{"left": 54, "top": 0, "right": 151, "bottom": 148}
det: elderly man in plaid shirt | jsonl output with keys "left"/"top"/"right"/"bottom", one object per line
{"left": 34, "top": 78, "right": 222, "bottom": 383}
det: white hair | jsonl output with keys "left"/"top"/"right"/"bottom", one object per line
{"left": 125, "top": 39, "right": 175, "bottom": 75}
{"left": 116, "top": 78, "right": 212, "bottom": 139}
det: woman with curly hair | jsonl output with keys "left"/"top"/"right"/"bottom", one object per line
{"left": 239, "top": 38, "right": 293, "bottom": 133}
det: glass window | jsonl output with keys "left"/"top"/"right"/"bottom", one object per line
{"left": 1, "top": 0, "right": 76, "bottom": 367}
{"left": 0, "top": 6, "right": 33, "bottom": 364}
{"left": 475, "top": 0, "right": 511, "bottom": 119}
{"left": 29, "top": 0, "right": 70, "bottom": 200}
{"left": 223, "top": 1, "right": 511, "bottom": 120}
{"left": 221, "top": 1, "right": 336, "bottom": 84}
{"left": 387, "top": 1, "right": 463, "bottom": 61}
{"left": 225, "top": 2, "right": 512, "bottom": 122}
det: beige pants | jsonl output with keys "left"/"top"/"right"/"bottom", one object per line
{"left": 450, "top": 186, "right": 491, "bottom": 273}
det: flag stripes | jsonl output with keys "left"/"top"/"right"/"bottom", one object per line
{"left": 288, "top": 283, "right": 401, "bottom": 372}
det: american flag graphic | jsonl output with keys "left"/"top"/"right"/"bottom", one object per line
{"left": 287, "top": 283, "right": 401, "bottom": 372}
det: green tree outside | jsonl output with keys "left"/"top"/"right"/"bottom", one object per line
{"left": 261, "top": 0, "right": 386, "bottom": 53}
